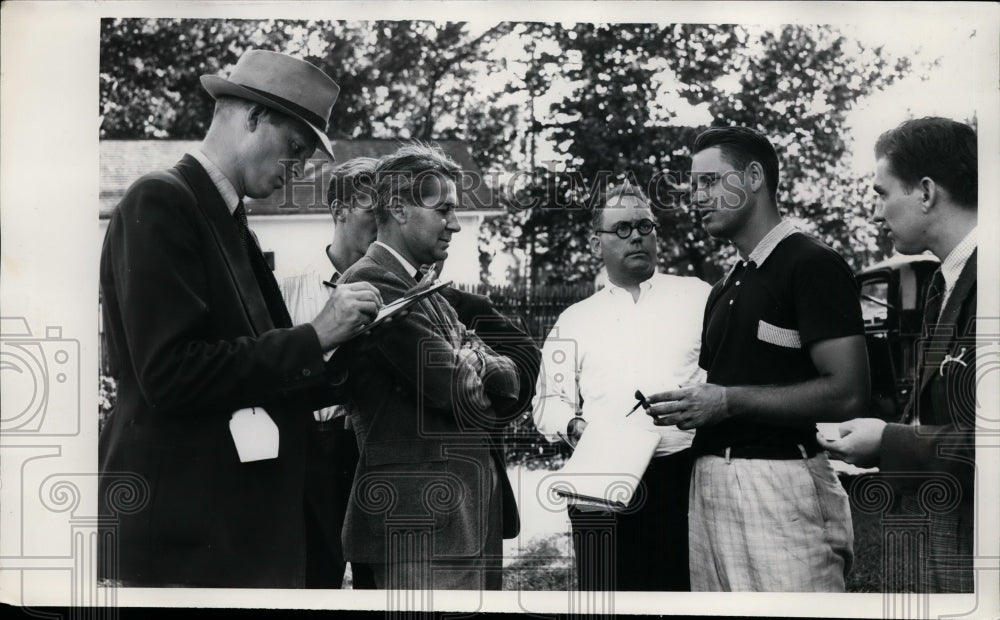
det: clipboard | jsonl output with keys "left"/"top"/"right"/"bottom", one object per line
{"left": 549, "top": 418, "right": 659, "bottom": 512}
{"left": 355, "top": 278, "right": 453, "bottom": 336}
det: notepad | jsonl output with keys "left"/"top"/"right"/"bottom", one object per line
{"left": 354, "top": 279, "right": 453, "bottom": 336}
{"left": 548, "top": 418, "right": 660, "bottom": 512}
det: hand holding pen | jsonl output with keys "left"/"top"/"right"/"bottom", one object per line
{"left": 625, "top": 389, "right": 651, "bottom": 417}
{"left": 556, "top": 415, "right": 588, "bottom": 450}
{"left": 312, "top": 280, "right": 382, "bottom": 346}
{"left": 646, "top": 383, "right": 731, "bottom": 430}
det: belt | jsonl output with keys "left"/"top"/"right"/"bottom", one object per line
{"left": 708, "top": 443, "right": 819, "bottom": 460}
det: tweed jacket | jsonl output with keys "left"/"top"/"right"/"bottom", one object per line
{"left": 338, "top": 243, "right": 521, "bottom": 563}
{"left": 880, "top": 251, "right": 977, "bottom": 592}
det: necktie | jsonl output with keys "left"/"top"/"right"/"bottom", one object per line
{"left": 415, "top": 265, "right": 429, "bottom": 282}
{"left": 233, "top": 201, "right": 250, "bottom": 250}
{"left": 903, "top": 267, "right": 946, "bottom": 426}
{"left": 922, "top": 268, "right": 945, "bottom": 331}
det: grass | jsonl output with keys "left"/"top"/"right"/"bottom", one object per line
{"left": 503, "top": 534, "right": 576, "bottom": 591}
{"left": 846, "top": 506, "right": 884, "bottom": 592}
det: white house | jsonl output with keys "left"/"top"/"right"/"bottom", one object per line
{"left": 99, "top": 139, "right": 504, "bottom": 285}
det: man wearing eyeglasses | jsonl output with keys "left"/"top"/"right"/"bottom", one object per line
{"left": 647, "top": 126, "right": 869, "bottom": 591}
{"left": 532, "top": 183, "right": 711, "bottom": 591}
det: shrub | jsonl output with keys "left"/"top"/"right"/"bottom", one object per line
{"left": 98, "top": 374, "right": 117, "bottom": 434}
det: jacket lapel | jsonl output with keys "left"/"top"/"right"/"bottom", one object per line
{"left": 364, "top": 244, "right": 460, "bottom": 342}
{"left": 366, "top": 243, "right": 418, "bottom": 290}
{"left": 917, "top": 250, "right": 976, "bottom": 395}
{"left": 173, "top": 155, "right": 274, "bottom": 335}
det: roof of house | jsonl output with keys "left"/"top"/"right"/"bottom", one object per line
{"left": 99, "top": 139, "right": 502, "bottom": 218}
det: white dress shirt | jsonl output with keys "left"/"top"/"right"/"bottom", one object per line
{"left": 279, "top": 251, "right": 342, "bottom": 422}
{"left": 281, "top": 251, "right": 339, "bottom": 327}
{"left": 532, "top": 272, "right": 712, "bottom": 457}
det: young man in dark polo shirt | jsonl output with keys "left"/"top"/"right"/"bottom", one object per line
{"left": 647, "top": 126, "right": 870, "bottom": 591}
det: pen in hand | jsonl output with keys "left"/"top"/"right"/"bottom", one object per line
{"left": 322, "top": 280, "right": 338, "bottom": 289}
{"left": 625, "top": 389, "right": 650, "bottom": 417}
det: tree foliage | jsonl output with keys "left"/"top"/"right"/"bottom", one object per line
{"left": 100, "top": 19, "right": 298, "bottom": 138}
{"left": 101, "top": 18, "right": 514, "bottom": 170}
{"left": 100, "top": 18, "right": 910, "bottom": 285}
{"left": 497, "top": 23, "right": 910, "bottom": 287}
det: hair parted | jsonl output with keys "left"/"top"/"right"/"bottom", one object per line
{"left": 874, "top": 117, "right": 977, "bottom": 208}
{"left": 692, "top": 126, "right": 780, "bottom": 199}
{"left": 372, "top": 142, "right": 463, "bottom": 225}
{"left": 590, "top": 182, "right": 651, "bottom": 230}
{"left": 327, "top": 157, "right": 378, "bottom": 209}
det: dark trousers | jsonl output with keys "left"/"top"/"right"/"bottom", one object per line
{"left": 303, "top": 419, "right": 363, "bottom": 588}
{"left": 569, "top": 448, "right": 694, "bottom": 591}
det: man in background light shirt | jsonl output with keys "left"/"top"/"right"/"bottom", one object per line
{"left": 532, "top": 183, "right": 711, "bottom": 591}
{"left": 280, "top": 156, "right": 379, "bottom": 588}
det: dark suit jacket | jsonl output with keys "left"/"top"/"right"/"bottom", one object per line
{"left": 338, "top": 244, "right": 521, "bottom": 564}
{"left": 98, "top": 155, "right": 342, "bottom": 587}
{"left": 880, "top": 250, "right": 976, "bottom": 591}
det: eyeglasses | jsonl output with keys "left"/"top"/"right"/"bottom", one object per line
{"left": 595, "top": 218, "right": 657, "bottom": 239}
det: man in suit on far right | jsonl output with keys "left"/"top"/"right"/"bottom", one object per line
{"left": 821, "top": 117, "right": 978, "bottom": 592}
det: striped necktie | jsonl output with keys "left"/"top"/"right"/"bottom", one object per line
{"left": 923, "top": 268, "right": 946, "bottom": 331}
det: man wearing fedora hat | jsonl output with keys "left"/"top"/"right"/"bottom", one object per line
{"left": 98, "top": 49, "right": 382, "bottom": 588}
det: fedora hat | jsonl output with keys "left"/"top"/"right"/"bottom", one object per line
{"left": 201, "top": 49, "right": 339, "bottom": 160}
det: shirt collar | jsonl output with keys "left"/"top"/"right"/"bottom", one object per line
{"left": 746, "top": 219, "right": 799, "bottom": 266}
{"left": 940, "top": 226, "right": 977, "bottom": 294}
{"left": 301, "top": 247, "right": 340, "bottom": 283}
{"left": 605, "top": 276, "right": 654, "bottom": 299}
{"left": 373, "top": 241, "right": 418, "bottom": 278}
{"left": 190, "top": 149, "right": 241, "bottom": 215}
{"left": 723, "top": 220, "right": 799, "bottom": 285}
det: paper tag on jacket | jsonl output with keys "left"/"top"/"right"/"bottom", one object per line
{"left": 229, "top": 407, "right": 280, "bottom": 462}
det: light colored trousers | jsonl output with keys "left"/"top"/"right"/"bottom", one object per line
{"left": 689, "top": 452, "right": 854, "bottom": 592}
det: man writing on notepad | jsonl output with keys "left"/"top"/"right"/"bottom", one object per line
{"left": 98, "top": 50, "right": 381, "bottom": 588}
{"left": 532, "top": 183, "right": 711, "bottom": 591}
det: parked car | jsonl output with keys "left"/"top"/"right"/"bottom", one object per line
{"left": 856, "top": 254, "right": 940, "bottom": 421}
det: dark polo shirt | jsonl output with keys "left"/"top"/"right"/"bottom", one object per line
{"left": 692, "top": 231, "right": 864, "bottom": 456}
